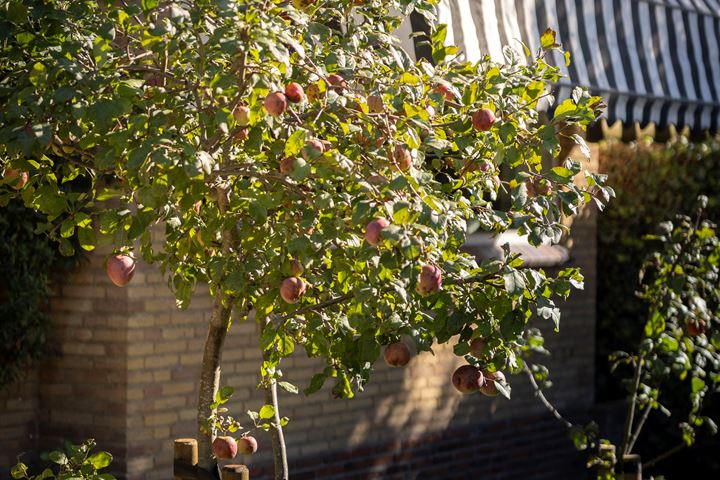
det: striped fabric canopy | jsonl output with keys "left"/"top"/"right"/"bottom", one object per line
{"left": 416, "top": 0, "right": 720, "bottom": 133}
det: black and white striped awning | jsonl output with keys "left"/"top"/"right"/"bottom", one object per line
{"left": 406, "top": 0, "right": 720, "bottom": 134}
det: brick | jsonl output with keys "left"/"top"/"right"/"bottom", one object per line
{"left": 144, "top": 412, "right": 177, "bottom": 426}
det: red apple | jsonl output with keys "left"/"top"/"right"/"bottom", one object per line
{"left": 279, "top": 156, "right": 296, "bottom": 174}
{"left": 535, "top": 179, "right": 552, "bottom": 196}
{"left": 280, "top": 276, "right": 306, "bottom": 304}
{"left": 392, "top": 144, "right": 412, "bottom": 171}
{"left": 431, "top": 84, "right": 454, "bottom": 101}
{"left": 365, "top": 217, "right": 390, "bottom": 246}
{"left": 233, "top": 105, "right": 251, "bottom": 126}
{"left": 238, "top": 436, "right": 258, "bottom": 455}
{"left": 526, "top": 177, "right": 552, "bottom": 197}
{"left": 469, "top": 337, "right": 489, "bottom": 358}
{"left": 285, "top": 82, "right": 305, "bottom": 103}
{"left": 452, "top": 365, "right": 484, "bottom": 394}
{"left": 301, "top": 139, "right": 325, "bottom": 160}
{"left": 687, "top": 319, "right": 706, "bottom": 337}
{"left": 233, "top": 128, "right": 249, "bottom": 142}
{"left": 383, "top": 342, "right": 411, "bottom": 367}
{"left": 212, "top": 436, "right": 238, "bottom": 460}
{"left": 479, "top": 370, "right": 506, "bottom": 397}
{"left": 4, "top": 169, "right": 29, "bottom": 190}
{"left": 264, "top": 92, "right": 287, "bottom": 116}
{"left": 327, "top": 74, "right": 347, "bottom": 93}
{"left": 416, "top": 264, "right": 442, "bottom": 296}
{"left": 472, "top": 108, "right": 495, "bottom": 131}
{"left": 106, "top": 254, "right": 136, "bottom": 287}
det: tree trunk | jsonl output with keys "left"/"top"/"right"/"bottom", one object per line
{"left": 265, "top": 377, "right": 289, "bottom": 480}
{"left": 197, "top": 185, "right": 235, "bottom": 470}
{"left": 197, "top": 294, "right": 233, "bottom": 470}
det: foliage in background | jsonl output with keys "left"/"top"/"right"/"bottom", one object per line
{"left": 0, "top": 199, "right": 79, "bottom": 388}
{"left": 527, "top": 197, "right": 720, "bottom": 478}
{"left": 11, "top": 439, "right": 115, "bottom": 480}
{"left": 597, "top": 137, "right": 720, "bottom": 399}
{"left": 596, "top": 137, "right": 720, "bottom": 477}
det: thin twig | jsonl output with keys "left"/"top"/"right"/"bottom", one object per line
{"left": 276, "top": 292, "right": 354, "bottom": 323}
{"left": 643, "top": 442, "right": 686, "bottom": 469}
{"left": 522, "top": 363, "right": 573, "bottom": 429}
{"left": 620, "top": 357, "right": 643, "bottom": 456}
{"left": 626, "top": 401, "right": 653, "bottom": 453}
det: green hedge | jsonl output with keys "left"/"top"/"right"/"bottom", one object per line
{"left": 0, "top": 200, "right": 79, "bottom": 388}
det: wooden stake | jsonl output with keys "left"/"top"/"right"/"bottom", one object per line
{"left": 174, "top": 438, "right": 198, "bottom": 480}
{"left": 222, "top": 464, "right": 250, "bottom": 480}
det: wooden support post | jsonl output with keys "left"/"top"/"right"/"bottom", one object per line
{"left": 622, "top": 454, "right": 642, "bottom": 480}
{"left": 174, "top": 438, "right": 198, "bottom": 480}
{"left": 222, "top": 465, "right": 249, "bottom": 480}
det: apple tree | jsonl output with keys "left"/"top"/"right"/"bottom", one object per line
{"left": 0, "top": 0, "right": 610, "bottom": 477}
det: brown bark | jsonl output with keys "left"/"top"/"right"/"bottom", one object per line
{"left": 197, "top": 185, "right": 236, "bottom": 470}
{"left": 197, "top": 295, "right": 233, "bottom": 469}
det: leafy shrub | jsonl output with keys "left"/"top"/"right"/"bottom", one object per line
{"left": 596, "top": 138, "right": 720, "bottom": 476}
{"left": 11, "top": 439, "right": 115, "bottom": 480}
{"left": 597, "top": 136, "right": 720, "bottom": 399}
{"left": 0, "top": 199, "right": 79, "bottom": 387}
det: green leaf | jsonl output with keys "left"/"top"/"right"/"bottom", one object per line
{"left": 259, "top": 404, "right": 275, "bottom": 419}
{"left": 285, "top": 130, "right": 308, "bottom": 157}
{"left": 29, "top": 62, "right": 47, "bottom": 87}
{"left": 305, "top": 373, "right": 326, "bottom": 395}
{"left": 78, "top": 227, "right": 96, "bottom": 251}
{"left": 548, "top": 166, "right": 574, "bottom": 182}
{"left": 503, "top": 270, "right": 526, "bottom": 295}
{"left": 278, "top": 381, "right": 299, "bottom": 394}
{"left": 540, "top": 28, "right": 557, "bottom": 49}
{"left": 10, "top": 463, "right": 28, "bottom": 479}
{"left": 48, "top": 451, "right": 67, "bottom": 465}
{"left": 60, "top": 218, "right": 75, "bottom": 238}
{"left": 216, "top": 386, "right": 234, "bottom": 403}
{"left": 87, "top": 451, "right": 113, "bottom": 470}
{"left": 691, "top": 377, "right": 705, "bottom": 393}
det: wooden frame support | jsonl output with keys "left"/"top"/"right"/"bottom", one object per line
{"left": 174, "top": 438, "right": 250, "bottom": 480}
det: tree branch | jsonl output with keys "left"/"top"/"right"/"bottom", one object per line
{"left": 620, "top": 357, "right": 643, "bottom": 456}
{"left": 626, "top": 400, "right": 653, "bottom": 453}
{"left": 523, "top": 363, "right": 573, "bottom": 429}
{"left": 643, "top": 442, "right": 686, "bottom": 469}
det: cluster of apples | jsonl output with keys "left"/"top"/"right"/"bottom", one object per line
{"left": 211, "top": 435, "right": 258, "bottom": 459}
{"left": 280, "top": 259, "right": 306, "bottom": 304}
{"left": 365, "top": 217, "right": 444, "bottom": 370}
{"left": 451, "top": 338, "right": 506, "bottom": 397}
{"left": 365, "top": 217, "right": 442, "bottom": 296}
